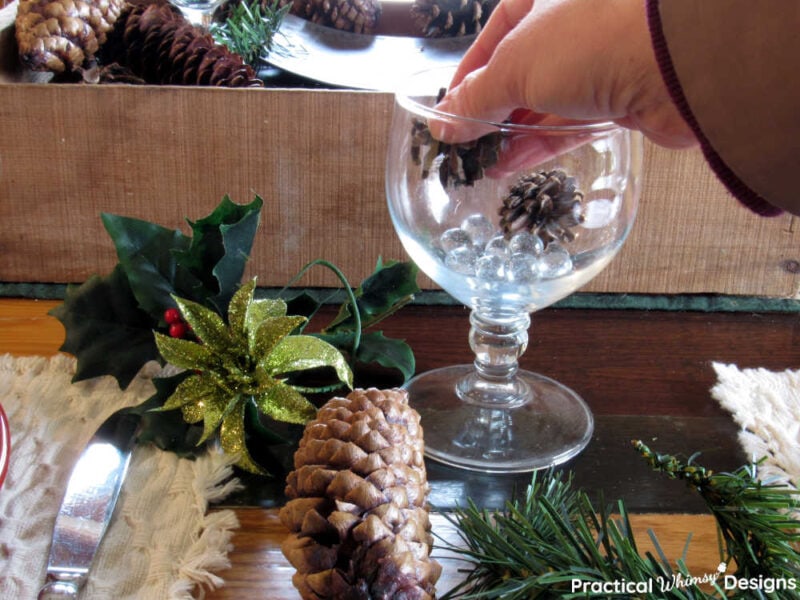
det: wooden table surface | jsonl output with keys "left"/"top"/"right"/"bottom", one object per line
{"left": 2, "top": 297, "right": 798, "bottom": 598}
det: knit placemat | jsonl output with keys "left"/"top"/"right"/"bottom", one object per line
{"left": 0, "top": 354, "right": 242, "bottom": 599}
{"left": 711, "top": 362, "right": 800, "bottom": 488}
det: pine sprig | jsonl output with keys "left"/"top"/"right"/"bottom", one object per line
{"left": 634, "top": 441, "right": 800, "bottom": 583}
{"left": 439, "top": 445, "right": 800, "bottom": 599}
{"left": 440, "top": 471, "right": 705, "bottom": 599}
{"left": 212, "top": 0, "right": 288, "bottom": 69}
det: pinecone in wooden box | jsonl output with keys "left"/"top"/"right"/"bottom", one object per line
{"left": 15, "top": 0, "right": 127, "bottom": 72}
{"left": 411, "top": 0, "right": 497, "bottom": 37}
{"left": 280, "top": 388, "right": 441, "bottom": 599}
{"left": 99, "top": 1, "right": 263, "bottom": 86}
{"left": 278, "top": 0, "right": 380, "bottom": 34}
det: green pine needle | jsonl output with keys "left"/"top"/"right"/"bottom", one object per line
{"left": 634, "top": 441, "right": 800, "bottom": 583}
{"left": 212, "top": 0, "right": 289, "bottom": 69}
{"left": 438, "top": 444, "right": 800, "bottom": 599}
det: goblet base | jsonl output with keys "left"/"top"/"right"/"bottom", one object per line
{"left": 406, "top": 365, "right": 593, "bottom": 473}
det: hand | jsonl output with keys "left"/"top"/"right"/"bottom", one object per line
{"left": 434, "top": 0, "right": 697, "bottom": 150}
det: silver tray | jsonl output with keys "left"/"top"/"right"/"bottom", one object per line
{"left": 267, "top": 14, "right": 473, "bottom": 91}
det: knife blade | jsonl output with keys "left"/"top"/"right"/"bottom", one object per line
{"left": 37, "top": 409, "right": 140, "bottom": 599}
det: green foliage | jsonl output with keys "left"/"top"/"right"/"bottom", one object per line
{"left": 49, "top": 196, "right": 420, "bottom": 477}
{"left": 634, "top": 441, "right": 800, "bottom": 584}
{"left": 172, "top": 195, "right": 263, "bottom": 311}
{"left": 49, "top": 265, "right": 161, "bottom": 389}
{"left": 326, "top": 258, "right": 420, "bottom": 331}
{"left": 440, "top": 445, "right": 800, "bottom": 599}
{"left": 50, "top": 196, "right": 263, "bottom": 389}
{"left": 280, "top": 258, "right": 420, "bottom": 385}
{"left": 211, "top": 0, "right": 289, "bottom": 69}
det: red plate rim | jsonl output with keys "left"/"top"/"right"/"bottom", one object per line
{"left": 0, "top": 402, "right": 9, "bottom": 490}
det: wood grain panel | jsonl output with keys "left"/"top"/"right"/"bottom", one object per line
{"left": 205, "top": 509, "right": 723, "bottom": 599}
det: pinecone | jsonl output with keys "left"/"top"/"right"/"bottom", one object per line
{"left": 99, "top": 2, "right": 263, "bottom": 86}
{"left": 15, "top": 0, "right": 127, "bottom": 72}
{"left": 280, "top": 388, "right": 441, "bottom": 600}
{"left": 410, "top": 106, "right": 503, "bottom": 188}
{"left": 411, "top": 0, "right": 497, "bottom": 37}
{"left": 279, "top": 0, "right": 380, "bottom": 34}
{"left": 499, "top": 169, "right": 585, "bottom": 245}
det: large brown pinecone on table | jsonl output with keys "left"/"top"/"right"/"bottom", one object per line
{"left": 279, "top": 388, "right": 441, "bottom": 600}
{"left": 99, "top": 1, "right": 263, "bottom": 86}
{"left": 279, "top": 0, "right": 380, "bottom": 34}
{"left": 411, "top": 0, "right": 497, "bottom": 37}
{"left": 15, "top": 0, "right": 127, "bottom": 72}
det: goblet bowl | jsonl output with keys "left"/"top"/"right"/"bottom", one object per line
{"left": 386, "top": 66, "right": 642, "bottom": 472}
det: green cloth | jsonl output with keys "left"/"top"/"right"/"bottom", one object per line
{"left": 2, "top": 282, "right": 798, "bottom": 313}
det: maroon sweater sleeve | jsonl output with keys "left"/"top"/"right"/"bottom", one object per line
{"left": 645, "top": 0, "right": 798, "bottom": 217}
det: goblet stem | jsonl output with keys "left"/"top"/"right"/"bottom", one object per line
{"left": 456, "top": 310, "right": 531, "bottom": 408}
{"left": 402, "top": 309, "right": 594, "bottom": 472}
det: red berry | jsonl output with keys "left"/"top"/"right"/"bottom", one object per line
{"left": 169, "top": 323, "right": 188, "bottom": 338}
{"left": 164, "top": 308, "right": 182, "bottom": 324}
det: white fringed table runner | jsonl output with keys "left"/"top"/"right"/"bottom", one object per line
{"left": 711, "top": 362, "right": 800, "bottom": 488}
{"left": 2, "top": 354, "right": 797, "bottom": 597}
{"left": 0, "top": 354, "right": 242, "bottom": 599}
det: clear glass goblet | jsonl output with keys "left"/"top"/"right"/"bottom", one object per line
{"left": 169, "top": 0, "right": 224, "bottom": 29}
{"left": 386, "top": 66, "right": 643, "bottom": 473}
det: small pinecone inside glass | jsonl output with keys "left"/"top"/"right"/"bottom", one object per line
{"left": 499, "top": 169, "right": 585, "bottom": 246}
{"left": 410, "top": 89, "right": 503, "bottom": 187}
{"left": 411, "top": 0, "right": 498, "bottom": 37}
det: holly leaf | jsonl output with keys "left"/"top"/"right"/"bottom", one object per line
{"left": 282, "top": 289, "right": 323, "bottom": 326}
{"left": 173, "top": 195, "right": 263, "bottom": 312}
{"left": 355, "top": 331, "right": 416, "bottom": 383}
{"left": 102, "top": 196, "right": 264, "bottom": 319}
{"left": 325, "top": 259, "right": 420, "bottom": 333}
{"left": 242, "top": 400, "right": 297, "bottom": 477}
{"left": 101, "top": 212, "right": 197, "bottom": 319}
{"left": 49, "top": 265, "right": 160, "bottom": 389}
{"left": 320, "top": 330, "right": 415, "bottom": 384}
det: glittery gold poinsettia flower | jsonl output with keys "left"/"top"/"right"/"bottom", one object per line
{"left": 154, "top": 278, "right": 353, "bottom": 474}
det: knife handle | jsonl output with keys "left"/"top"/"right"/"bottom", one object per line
{"left": 37, "top": 578, "right": 80, "bottom": 599}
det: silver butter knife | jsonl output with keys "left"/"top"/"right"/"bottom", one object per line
{"left": 38, "top": 409, "right": 140, "bottom": 599}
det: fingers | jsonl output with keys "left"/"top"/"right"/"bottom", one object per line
{"left": 487, "top": 129, "right": 595, "bottom": 177}
{"left": 449, "top": 0, "right": 536, "bottom": 88}
{"left": 432, "top": 0, "right": 547, "bottom": 142}
{"left": 431, "top": 67, "right": 519, "bottom": 142}
{"left": 430, "top": 0, "right": 698, "bottom": 151}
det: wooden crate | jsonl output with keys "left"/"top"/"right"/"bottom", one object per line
{"left": 1, "top": 2, "right": 798, "bottom": 297}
